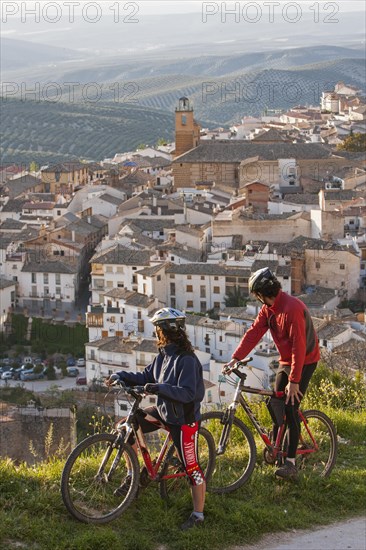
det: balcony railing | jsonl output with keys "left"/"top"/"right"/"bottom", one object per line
{"left": 86, "top": 313, "right": 104, "bottom": 327}
{"left": 6, "top": 254, "right": 23, "bottom": 262}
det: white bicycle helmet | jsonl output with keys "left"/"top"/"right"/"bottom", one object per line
{"left": 149, "top": 307, "right": 186, "bottom": 330}
{"left": 248, "top": 267, "right": 277, "bottom": 294}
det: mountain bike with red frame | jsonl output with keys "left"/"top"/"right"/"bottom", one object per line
{"left": 61, "top": 381, "right": 215, "bottom": 524}
{"left": 201, "top": 358, "right": 338, "bottom": 494}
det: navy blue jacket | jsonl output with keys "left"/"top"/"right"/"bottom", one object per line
{"left": 116, "top": 343, "right": 205, "bottom": 426}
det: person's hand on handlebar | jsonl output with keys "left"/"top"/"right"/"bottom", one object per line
{"left": 143, "top": 383, "right": 159, "bottom": 394}
{"left": 222, "top": 358, "right": 237, "bottom": 374}
{"left": 105, "top": 373, "right": 120, "bottom": 387}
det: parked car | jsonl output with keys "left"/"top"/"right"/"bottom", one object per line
{"left": 66, "top": 357, "right": 76, "bottom": 367}
{"left": 66, "top": 367, "right": 79, "bottom": 377}
{"left": 20, "top": 364, "right": 33, "bottom": 371}
{"left": 20, "top": 369, "right": 35, "bottom": 381}
{"left": 76, "top": 376, "right": 87, "bottom": 386}
{"left": 12, "top": 368, "right": 22, "bottom": 380}
{"left": 76, "top": 358, "right": 85, "bottom": 367}
{"left": 1, "top": 371, "right": 13, "bottom": 380}
{"left": 19, "top": 368, "right": 45, "bottom": 381}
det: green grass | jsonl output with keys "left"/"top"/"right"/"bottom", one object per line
{"left": 0, "top": 407, "right": 365, "bottom": 550}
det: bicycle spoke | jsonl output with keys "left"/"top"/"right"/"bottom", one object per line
{"left": 61, "top": 433, "right": 139, "bottom": 524}
{"left": 297, "top": 410, "right": 337, "bottom": 478}
{"left": 200, "top": 412, "right": 256, "bottom": 494}
{"left": 159, "top": 428, "right": 215, "bottom": 500}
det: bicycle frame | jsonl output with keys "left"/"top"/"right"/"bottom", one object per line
{"left": 114, "top": 385, "right": 186, "bottom": 482}
{"left": 222, "top": 365, "right": 318, "bottom": 461}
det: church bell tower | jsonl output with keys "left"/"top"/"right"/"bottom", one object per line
{"left": 174, "top": 97, "right": 200, "bottom": 157}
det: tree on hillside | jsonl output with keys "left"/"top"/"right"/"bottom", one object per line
{"left": 224, "top": 286, "right": 248, "bottom": 308}
{"left": 324, "top": 340, "right": 366, "bottom": 377}
{"left": 337, "top": 132, "right": 366, "bottom": 152}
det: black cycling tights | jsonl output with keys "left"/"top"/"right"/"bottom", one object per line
{"left": 274, "top": 363, "right": 317, "bottom": 459}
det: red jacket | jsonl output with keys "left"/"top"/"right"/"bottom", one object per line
{"left": 233, "top": 290, "right": 320, "bottom": 383}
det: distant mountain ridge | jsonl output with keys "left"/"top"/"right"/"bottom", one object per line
{"left": 2, "top": 43, "right": 365, "bottom": 81}
{"left": 1, "top": 37, "right": 86, "bottom": 71}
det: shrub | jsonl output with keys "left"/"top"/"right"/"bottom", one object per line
{"left": 304, "top": 364, "right": 366, "bottom": 411}
{"left": 44, "top": 365, "right": 56, "bottom": 380}
{"left": 59, "top": 361, "right": 68, "bottom": 377}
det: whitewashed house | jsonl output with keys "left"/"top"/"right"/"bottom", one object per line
{"left": 86, "top": 288, "right": 160, "bottom": 341}
{"left": 0, "top": 277, "right": 16, "bottom": 330}
{"left": 317, "top": 322, "right": 354, "bottom": 352}
{"left": 90, "top": 245, "right": 151, "bottom": 304}
{"left": 19, "top": 260, "right": 78, "bottom": 312}
{"left": 165, "top": 263, "right": 251, "bottom": 313}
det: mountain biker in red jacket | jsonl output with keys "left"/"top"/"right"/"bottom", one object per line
{"left": 106, "top": 307, "right": 206, "bottom": 530}
{"left": 224, "top": 267, "right": 320, "bottom": 480}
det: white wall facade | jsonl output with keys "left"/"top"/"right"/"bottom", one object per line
{"left": 168, "top": 272, "right": 227, "bottom": 312}
{"left": 0, "top": 281, "right": 16, "bottom": 329}
{"left": 18, "top": 270, "right": 77, "bottom": 309}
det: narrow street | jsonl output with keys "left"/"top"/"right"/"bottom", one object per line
{"left": 0, "top": 368, "right": 87, "bottom": 393}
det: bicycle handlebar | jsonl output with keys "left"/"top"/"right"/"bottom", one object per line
{"left": 222, "top": 359, "right": 285, "bottom": 398}
{"left": 109, "top": 379, "right": 146, "bottom": 397}
{"left": 222, "top": 357, "right": 252, "bottom": 376}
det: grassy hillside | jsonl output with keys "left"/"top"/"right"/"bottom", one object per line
{"left": 0, "top": 98, "right": 175, "bottom": 164}
{"left": 1, "top": 367, "right": 365, "bottom": 550}
{"left": 133, "top": 59, "right": 366, "bottom": 123}
{"left": 2, "top": 56, "right": 365, "bottom": 164}
{"left": 1, "top": 43, "right": 365, "bottom": 162}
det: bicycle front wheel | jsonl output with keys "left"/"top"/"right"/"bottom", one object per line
{"left": 298, "top": 409, "right": 338, "bottom": 478}
{"left": 61, "top": 433, "right": 140, "bottom": 524}
{"left": 159, "top": 426, "right": 215, "bottom": 500}
{"left": 201, "top": 411, "right": 257, "bottom": 494}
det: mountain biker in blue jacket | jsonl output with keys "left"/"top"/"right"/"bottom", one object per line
{"left": 106, "top": 307, "right": 206, "bottom": 531}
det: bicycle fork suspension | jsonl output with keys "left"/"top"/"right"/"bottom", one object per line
{"left": 217, "top": 408, "right": 235, "bottom": 455}
{"left": 217, "top": 385, "right": 242, "bottom": 455}
{"left": 96, "top": 432, "right": 128, "bottom": 482}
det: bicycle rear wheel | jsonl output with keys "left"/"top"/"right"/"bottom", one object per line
{"left": 159, "top": 427, "right": 215, "bottom": 500}
{"left": 200, "top": 411, "right": 257, "bottom": 494}
{"left": 297, "top": 409, "right": 338, "bottom": 477}
{"left": 61, "top": 433, "right": 140, "bottom": 524}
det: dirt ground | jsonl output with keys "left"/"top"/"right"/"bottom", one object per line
{"left": 232, "top": 517, "right": 366, "bottom": 550}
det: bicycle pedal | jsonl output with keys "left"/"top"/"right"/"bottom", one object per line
{"left": 263, "top": 448, "right": 276, "bottom": 465}
{"left": 139, "top": 466, "right": 151, "bottom": 488}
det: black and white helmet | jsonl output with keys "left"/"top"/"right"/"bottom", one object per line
{"left": 248, "top": 267, "right": 277, "bottom": 294}
{"left": 149, "top": 307, "right": 186, "bottom": 330}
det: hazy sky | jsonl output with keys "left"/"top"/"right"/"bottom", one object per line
{"left": 2, "top": 0, "right": 365, "bottom": 18}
